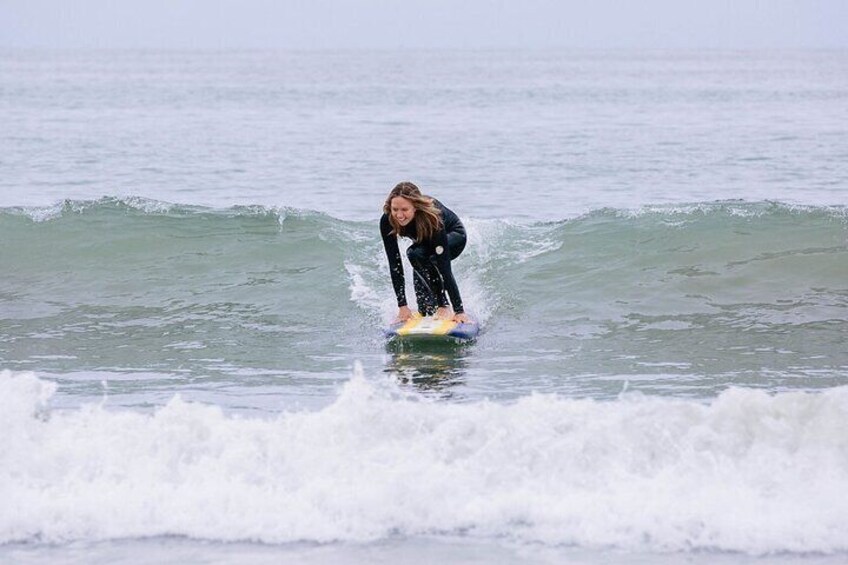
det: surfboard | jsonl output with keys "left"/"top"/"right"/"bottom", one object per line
{"left": 383, "top": 314, "right": 479, "bottom": 341}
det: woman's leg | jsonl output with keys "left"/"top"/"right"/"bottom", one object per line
{"left": 446, "top": 230, "right": 467, "bottom": 260}
{"left": 406, "top": 232, "right": 467, "bottom": 316}
{"left": 407, "top": 244, "right": 437, "bottom": 316}
{"left": 408, "top": 230, "right": 467, "bottom": 315}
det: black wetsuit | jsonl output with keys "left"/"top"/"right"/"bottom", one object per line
{"left": 380, "top": 200, "right": 467, "bottom": 315}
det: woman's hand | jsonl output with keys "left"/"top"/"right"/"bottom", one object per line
{"left": 453, "top": 312, "right": 471, "bottom": 324}
{"left": 394, "top": 306, "right": 413, "bottom": 323}
{"left": 435, "top": 306, "right": 453, "bottom": 320}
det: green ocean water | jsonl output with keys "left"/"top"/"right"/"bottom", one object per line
{"left": 3, "top": 198, "right": 846, "bottom": 409}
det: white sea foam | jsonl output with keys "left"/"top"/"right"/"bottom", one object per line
{"left": 2, "top": 368, "right": 847, "bottom": 554}
{"left": 6, "top": 202, "right": 66, "bottom": 223}
{"left": 345, "top": 261, "right": 388, "bottom": 318}
{"left": 30, "top": 203, "right": 66, "bottom": 223}
{"left": 609, "top": 201, "right": 848, "bottom": 222}
{"left": 119, "top": 196, "right": 175, "bottom": 215}
{"left": 5, "top": 197, "right": 174, "bottom": 223}
{"left": 465, "top": 218, "right": 562, "bottom": 265}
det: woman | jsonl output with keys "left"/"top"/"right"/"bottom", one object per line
{"left": 380, "top": 182, "right": 470, "bottom": 323}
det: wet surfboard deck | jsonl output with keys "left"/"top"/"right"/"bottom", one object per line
{"left": 383, "top": 314, "right": 480, "bottom": 341}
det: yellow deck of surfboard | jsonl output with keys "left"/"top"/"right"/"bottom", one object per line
{"left": 383, "top": 313, "right": 479, "bottom": 341}
{"left": 394, "top": 315, "right": 458, "bottom": 336}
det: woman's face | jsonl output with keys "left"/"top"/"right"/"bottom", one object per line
{"left": 390, "top": 196, "right": 416, "bottom": 227}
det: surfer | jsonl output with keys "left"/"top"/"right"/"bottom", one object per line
{"left": 380, "top": 181, "right": 470, "bottom": 324}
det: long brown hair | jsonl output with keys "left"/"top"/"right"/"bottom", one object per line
{"left": 383, "top": 181, "right": 443, "bottom": 243}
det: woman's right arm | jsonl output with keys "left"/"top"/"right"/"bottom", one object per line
{"left": 380, "top": 214, "right": 407, "bottom": 310}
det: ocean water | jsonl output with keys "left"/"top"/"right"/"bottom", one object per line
{"left": 1, "top": 49, "right": 847, "bottom": 564}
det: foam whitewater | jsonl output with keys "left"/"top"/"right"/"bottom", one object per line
{"left": 2, "top": 367, "right": 847, "bottom": 555}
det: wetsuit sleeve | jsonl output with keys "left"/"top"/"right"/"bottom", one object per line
{"left": 438, "top": 202, "right": 465, "bottom": 237}
{"left": 380, "top": 214, "right": 407, "bottom": 307}
{"left": 433, "top": 228, "right": 464, "bottom": 314}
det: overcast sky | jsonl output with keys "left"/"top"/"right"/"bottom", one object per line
{"left": 1, "top": 0, "right": 845, "bottom": 50}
